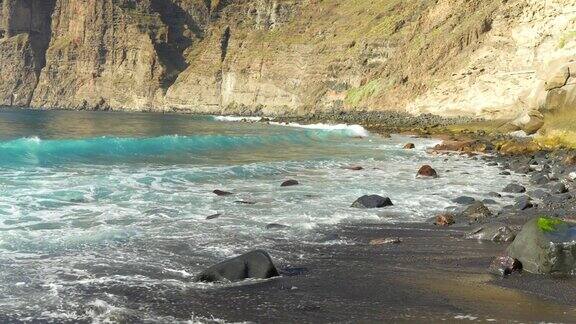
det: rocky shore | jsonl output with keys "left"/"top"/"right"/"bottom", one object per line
{"left": 271, "top": 111, "right": 482, "bottom": 134}
{"left": 188, "top": 118, "right": 576, "bottom": 322}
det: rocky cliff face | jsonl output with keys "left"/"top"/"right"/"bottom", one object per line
{"left": 0, "top": 0, "right": 55, "bottom": 106}
{"left": 0, "top": 0, "right": 574, "bottom": 124}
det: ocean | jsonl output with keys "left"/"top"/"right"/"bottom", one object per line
{"left": 0, "top": 109, "right": 521, "bottom": 322}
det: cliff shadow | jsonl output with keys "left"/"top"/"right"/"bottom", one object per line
{"left": 150, "top": 0, "right": 207, "bottom": 89}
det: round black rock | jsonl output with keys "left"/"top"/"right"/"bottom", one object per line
{"left": 351, "top": 195, "right": 393, "bottom": 209}
{"left": 281, "top": 180, "right": 299, "bottom": 187}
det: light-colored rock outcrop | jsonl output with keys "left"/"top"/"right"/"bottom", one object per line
{"left": 406, "top": 0, "right": 576, "bottom": 123}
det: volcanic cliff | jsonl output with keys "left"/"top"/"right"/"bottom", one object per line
{"left": 0, "top": 0, "right": 575, "bottom": 129}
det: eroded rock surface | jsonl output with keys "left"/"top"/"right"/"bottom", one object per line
{"left": 507, "top": 217, "right": 576, "bottom": 275}
{"left": 0, "top": 0, "right": 573, "bottom": 120}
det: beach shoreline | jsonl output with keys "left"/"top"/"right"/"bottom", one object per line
{"left": 179, "top": 121, "right": 576, "bottom": 323}
{"left": 0, "top": 108, "right": 574, "bottom": 322}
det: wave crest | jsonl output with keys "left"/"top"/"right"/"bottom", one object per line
{"left": 0, "top": 128, "right": 366, "bottom": 166}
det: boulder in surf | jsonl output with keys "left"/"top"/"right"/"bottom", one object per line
{"left": 195, "top": 250, "right": 280, "bottom": 283}
{"left": 351, "top": 195, "right": 393, "bottom": 208}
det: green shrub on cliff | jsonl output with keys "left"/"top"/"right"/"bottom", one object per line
{"left": 558, "top": 30, "right": 576, "bottom": 49}
{"left": 345, "top": 80, "right": 381, "bottom": 106}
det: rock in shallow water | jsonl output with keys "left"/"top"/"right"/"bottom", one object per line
{"left": 206, "top": 213, "right": 221, "bottom": 220}
{"left": 416, "top": 165, "right": 438, "bottom": 178}
{"left": 403, "top": 143, "right": 415, "bottom": 149}
{"left": 342, "top": 165, "right": 364, "bottom": 171}
{"left": 482, "top": 198, "right": 497, "bottom": 205}
{"left": 266, "top": 223, "right": 290, "bottom": 230}
{"left": 195, "top": 250, "right": 280, "bottom": 283}
{"left": 351, "top": 195, "right": 393, "bottom": 208}
{"left": 488, "top": 192, "right": 502, "bottom": 198}
{"left": 452, "top": 196, "right": 476, "bottom": 205}
{"left": 281, "top": 179, "right": 299, "bottom": 187}
{"left": 213, "top": 189, "right": 234, "bottom": 196}
{"left": 503, "top": 183, "right": 526, "bottom": 193}
{"left": 369, "top": 237, "right": 402, "bottom": 245}
{"left": 507, "top": 217, "right": 576, "bottom": 274}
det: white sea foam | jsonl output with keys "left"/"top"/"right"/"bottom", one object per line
{"left": 211, "top": 115, "right": 369, "bottom": 138}
{"left": 212, "top": 115, "right": 263, "bottom": 122}
{"left": 270, "top": 121, "right": 370, "bottom": 137}
{"left": 0, "top": 131, "right": 527, "bottom": 321}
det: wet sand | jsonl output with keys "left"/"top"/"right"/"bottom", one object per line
{"left": 122, "top": 223, "right": 576, "bottom": 323}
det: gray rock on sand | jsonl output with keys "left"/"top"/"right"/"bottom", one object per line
{"left": 351, "top": 195, "right": 393, "bottom": 209}
{"left": 532, "top": 189, "right": 551, "bottom": 200}
{"left": 550, "top": 182, "right": 568, "bottom": 194}
{"left": 503, "top": 183, "right": 526, "bottom": 193}
{"left": 545, "top": 193, "right": 572, "bottom": 204}
{"left": 281, "top": 180, "right": 299, "bottom": 187}
{"left": 465, "top": 222, "right": 516, "bottom": 242}
{"left": 461, "top": 201, "right": 493, "bottom": 223}
{"left": 530, "top": 173, "right": 549, "bottom": 185}
{"left": 515, "top": 196, "right": 534, "bottom": 210}
{"left": 195, "top": 250, "right": 280, "bottom": 283}
{"left": 507, "top": 217, "right": 576, "bottom": 274}
{"left": 489, "top": 254, "right": 522, "bottom": 276}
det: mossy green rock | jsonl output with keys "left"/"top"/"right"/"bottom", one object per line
{"left": 507, "top": 217, "right": 576, "bottom": 274}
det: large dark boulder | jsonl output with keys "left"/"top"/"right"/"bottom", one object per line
{"left": 507, "top": 217, "right": 576, "bottom": 274}
{"left": 351, "top": 195, "right": 393, "bottom": 208}
{"left": 195, "top": 250, "right": 280, "bottom": 283}
{"left": 465, "top": 222, "right": 516, "bottom": 242}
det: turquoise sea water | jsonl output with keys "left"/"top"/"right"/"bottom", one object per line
{"left": 0, "top": 109, "right": 523, "bottom": 321}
